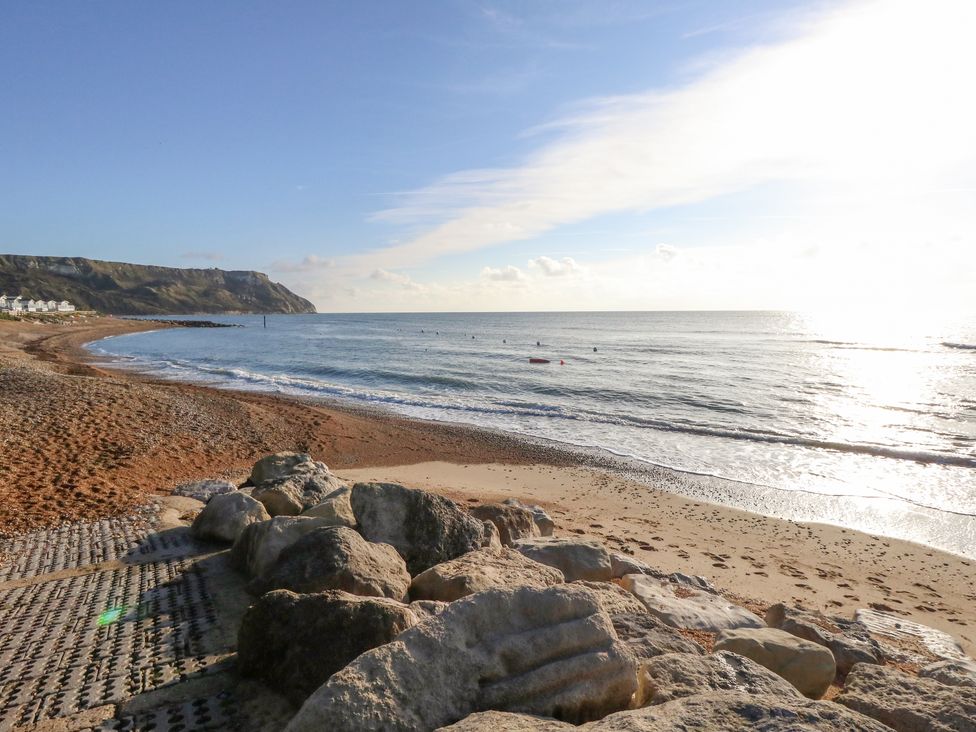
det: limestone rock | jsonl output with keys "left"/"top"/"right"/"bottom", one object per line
{"left": 639, "top": 650, "right": 801, "bottom": 705}
{"left": 514, "top": 537, "right": 612, "bottom": 582}
{"left": 620, "top": 574, "right": 763, "bottom": 632}
{"left": 503, "top": 498, "right": 555, "bottom": 536}
{"left": 238, "top": 589, "right": 418, "bottom": 706}
{"left": 584, "top": 691, "right": 891, "bottom": 731}
{"left": 300, "top": 485, "right": 356, "bottom": 527}
{"left": 173, "top": 478, "right": 238, "bottom": 502}
{"left": 410, "top": 599, "right": 449, "bottom": 620}
{"left": 250, "top": 451, "right": 318, "bottom": 485}
{"left": 574, "top": 581, "right": 646, "bottom": 615}
{"left": 837, "top": 662, "right": 976, "bottom": 731}
{"left": 285, "top": 585, "right": 639, "bottom": 731}
{"left": 410, "top": 548, "right": 563, "bottom": 602}
{"left": 611, "top": 614, "right": 705, "bottom": 662}
{"left": 351, "top": 482, "right": 496, "bottom": 575}
{"left": 252, "top": 466, "right": 347, "bottom": 517}
{"left": 190, "top": 491, "right": 270, "bottom": 543}
{"left": 766, "top": 603, "right": 882, "bottom": 676}
{"left": 251, "top": 526, "right": 411, "bottom": 600}
{"left": 231, "top": 515, "right": 339, "bottom": 578}
{"left": 714, "top": 627, "right": 836, "bottom": 699}
{"left": 610, "top": 553, "right": 659, "bottom": 579}
{"left": 919, "top": 658, "right": 976, "bottom": 688}
{"left": 437, "top": 711, "right": 573, "bottom": 731}
{"left": 855, "top": 608, "right": 967, "bottom": 664}
{"left": 469, "top": 503, "right": 540, "bottom": 546}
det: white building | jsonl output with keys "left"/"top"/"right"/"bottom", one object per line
{"left": 0, "top": 294, "right": 76, "bottom": 313}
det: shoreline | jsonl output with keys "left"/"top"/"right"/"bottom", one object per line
{"left": 0, "top": 315, "right": 972, "bottom": 655}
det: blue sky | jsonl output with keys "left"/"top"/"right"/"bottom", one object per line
{"left": 2, "top": 1, "right": 974, "bottom": 312}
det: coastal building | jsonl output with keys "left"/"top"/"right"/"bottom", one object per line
{"left": 0, "top": 295, "right": 75, "bottom": 313}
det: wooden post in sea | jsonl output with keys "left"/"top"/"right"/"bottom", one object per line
{"left": 263, "top": 315, "right": 267, "bottom": 328}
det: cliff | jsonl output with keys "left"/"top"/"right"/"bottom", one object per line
{"left": 0, "top": 254, "right": 316, "bottom": 314}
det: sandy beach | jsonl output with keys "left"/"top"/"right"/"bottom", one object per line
{"left": 0, "top": 316, "right": 972, "bottom": 656}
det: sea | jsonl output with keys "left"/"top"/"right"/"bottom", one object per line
{"left": 88, "top": 310, "right": 976, "bottom": 557}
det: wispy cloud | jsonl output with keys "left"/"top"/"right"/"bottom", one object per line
{"left": 356, "top": 0, "right": 976, "bottom": 277}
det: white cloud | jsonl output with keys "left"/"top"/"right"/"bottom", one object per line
{"left": 529, "top": 255, "right": 583, "bottom": 276}
{"left": 655, "top": 244, "right": 678, "bottom": 261}
{"left": 481, "top": 264, "right": 526, "bottom": 282}
{"left": 353, "top": 0, "right": 976, "bottom": 280}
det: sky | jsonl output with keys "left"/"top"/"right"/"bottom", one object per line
{"left": 2, "top": 0, "right": 974, "bottom": 313}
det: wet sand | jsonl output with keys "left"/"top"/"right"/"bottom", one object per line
{"left": 1, "top": 316, "right": 972, "bottom": 655}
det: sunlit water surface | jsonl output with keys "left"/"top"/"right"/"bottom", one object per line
{"left": 90, "top": 311, "right": 976, "bottom": 556}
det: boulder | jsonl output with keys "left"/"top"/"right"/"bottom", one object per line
{"left": 610, "top": 553, "right": 659, "bottom": 579}
{"left": 250, "top": 451, "right": 318, "bottom": 485}
{"left": 410, "top": 548, "right": 563, "bottom": 602}
{"left": 190, "top": 491, "right": 270, "bottom": 543}
{"left": 714, "top": 627, "right": 836, "bottom": 699}
{"left": 252, "top": 466, "right": 347, "bottom": 517}
{"left": 285, "top": 585, "right": 639, "bottom": 731}
{"left": 611, "top": 614, "right": 705, "bottom": 662}
{"left": 919, "top": 658, "right": 976, "bottom": 688}
{"left": 351, "top": 482, "right": 496, "bottom": 575}
{"left": 172, "top": 478, "right": 238, "bottom": 502}
{"left": 620, "top": 574, "right": 763, "bottom": 632}
{"left": 514, "top": 537, "right": 612, "bottom": 582}
{"left": 855, "top": 607, "right": 966, "bottom": 664}
{"left": 584, "top": 691, "right": 891, "bottom": 731}
{"left": 237, "top": 589, "right": 418, "bottom": 706}
{"left": 410, "top": 599, "right": 449, "bottom": 620}
{"left": 231, "top": 515, "right": 339, "bottom": 577}
{"left": 503, "top": 498, "right": 555, "bottom": 536}
{"left": 437, "top": 712, "right": 573, "bottom": 731}
{"left": 300, "top": 485, "right": 356, "bottom": 527}
{"left": 837, "top": 662, "right": 976, "bottom": 732}
{"left": 574, "top": 581, "right": 647, "bottom": 615}
{"left": 639, "top": 650, "right": 801, "bottom": 705}
{"left": 250, "top": 526, "right": 411, "bottom": 600}
{"left": 766, "top": 603, "right": 882, "bottom": 676}
{"left": 470, "top": 503, "right": 540, "bottom": 546}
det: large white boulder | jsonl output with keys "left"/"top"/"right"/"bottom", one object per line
{"left": 230, "top": 515, "right": 340, "bottom": 577}
{"left": 351, "top": 482, "right": 496, "bottom": 575}
{"left": 190, "top": 491, "right": 269, "bottom": 543}
{"left": 620, "top": 574, "right": 763, "bottom": 632}
{"left": 409, "top": 548, "right": 563, "bottom": 602}
{"left": 285, "top": 585, "right": 639, "bottom": 731}
{"left": 251, "top": 526, "right": 411, "bottom": 600}
{"left": 513, "top": 537, "right": 612, "bottom": 582}
{"left": 714, "top": 627, "right": 837, "bottom": 699}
